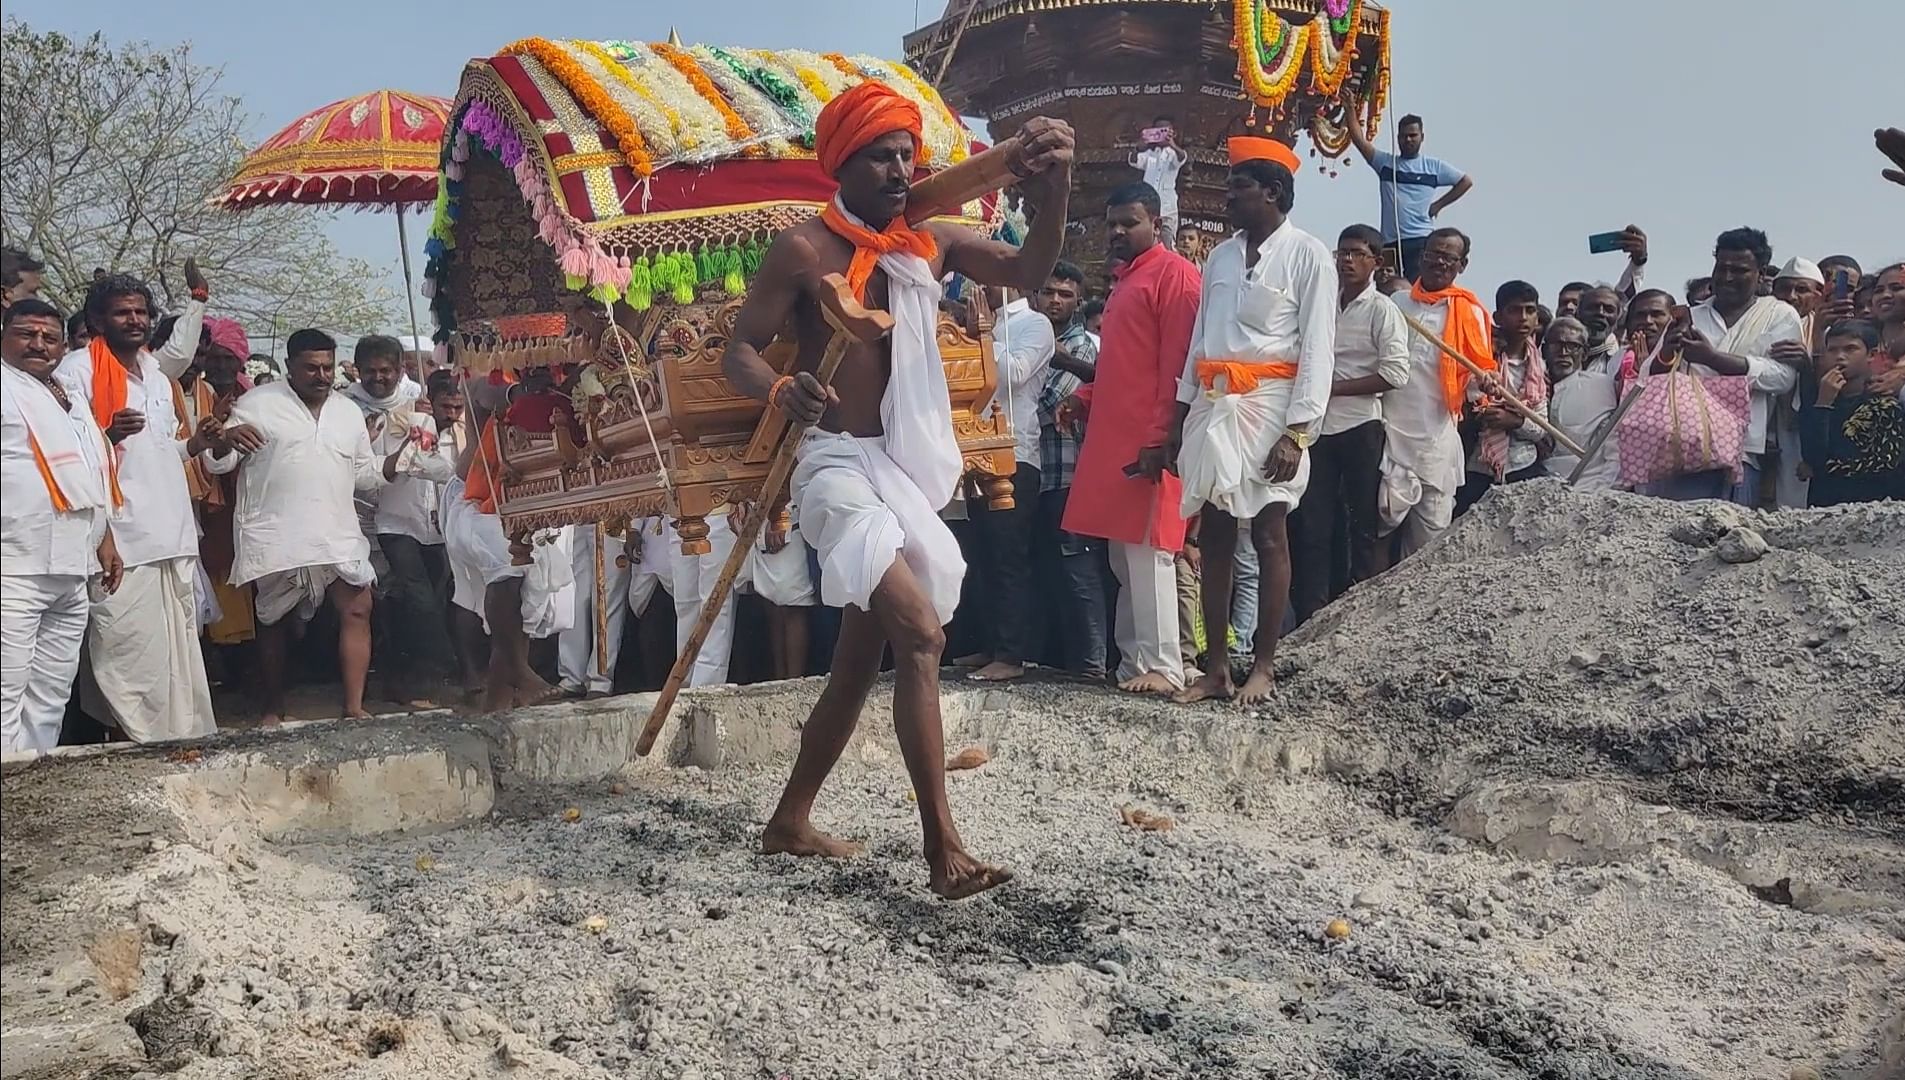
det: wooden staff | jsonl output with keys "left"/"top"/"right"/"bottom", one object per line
{"left": 1400, "top": 311, "right": 1590, "bottom": 458}
{"left": 635, "top": 274, "right": 895, "bottom": 757}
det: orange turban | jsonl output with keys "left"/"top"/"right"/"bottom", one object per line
{"left": 1228, "top": 136, "right": 1301, "bottom": 174}
{"left": 815, "top": 81, "right": 923, "bottom": 178}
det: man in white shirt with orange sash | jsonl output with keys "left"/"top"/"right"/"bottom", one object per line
{"left": 1168, "top": 137, "right": 1336, "bottom": 707}
{"left": 55, "top": 274, "right": 219, "bottom": 744}
{"left": 1, "top": 299, "right": 124, "bottom": 753}
{"left": 723, "top": 81, "right": 1073, "bottom": 900}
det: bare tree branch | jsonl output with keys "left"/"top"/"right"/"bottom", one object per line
{"left": 1, "top": 18, "right": 398, "bottom": 342}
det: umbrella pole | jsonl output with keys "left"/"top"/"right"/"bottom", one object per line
{"left": 395, "top": 204, "right": 424, "bottom": 362}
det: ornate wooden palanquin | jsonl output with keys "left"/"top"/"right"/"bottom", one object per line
{"left": 425, "top": 40, "right": 1016, "bottom": 553}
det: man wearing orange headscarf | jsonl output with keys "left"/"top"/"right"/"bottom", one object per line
{"left": 723, "top": 78, "right": 1074, "bottom": 901}
{"left": 1379, "top": 227, "right": 1497, "bottom": 558}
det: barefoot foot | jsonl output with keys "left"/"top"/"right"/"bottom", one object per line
{"left": 928, "top": 846, "right": 1014, "bottom": 900}
{"left": 1171, "top": 670, "right": 1233, "bottom": 704}
{"left": 950, "top": 652, "right": 992, "bottom": 670}
{"left": 341, "top": 708, "right": 373, "bottom": 720}
{"left": 967, "top": 660, "right": 1025, "bottom": 682}
{"left": 1235, "top": 661, "right": 1277, "bottom": 706}
{"left": 761, "top": 820, "right": 866, "bottom": 859}
{"left": 259, "top": 713, "right": 285, "bottom": 728}
{"left": 1118, "top": 670, "right": 1179, "bottom": 695}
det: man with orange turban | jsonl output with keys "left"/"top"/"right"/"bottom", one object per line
{"left": 1166, "top": 137, "right": 1336, "bottom": 708}
{"left": 1379, "top": 226, "right": 1497, "bottom": 557}
{"left": 723, "top": 78, "right": 1073, "bottom": 900}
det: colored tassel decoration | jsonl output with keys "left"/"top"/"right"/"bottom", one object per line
{"left": 560, "top": 246, "right": 592, "bottom": 280}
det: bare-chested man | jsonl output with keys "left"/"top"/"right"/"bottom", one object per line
{"left": 723, "top": 82, "right": 1073, "bottom": 899}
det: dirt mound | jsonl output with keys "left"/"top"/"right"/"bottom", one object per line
{"left": 1282, "top": 481, "right": 1905, "bottom": 827}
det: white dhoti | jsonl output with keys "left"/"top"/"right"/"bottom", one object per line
{"left": 441, "top": 478, "right": 576, "bottom": 638}
{"left": 1, "top": 574, "right": 90, "bottom": 755}
{"left": 626, "top": 517, "right": 676, "bottom": 617}
{"left": 1176, "top": 377, "right": 1309, "bottom": 519}
{"left": 1378, "top": 453, "right": 1457, "bottom": 557}
{"left": 792, "top": 429, "right": 965, "bottom": 626}
{"left": 670, "top": 514, "right": 741, "bottom": 688}
{"left": 559, "top": 527, "right": 629, "bottom": 694}
{"left": 749, "top": 512, "right": 817, "bottom": 608}
{"left": 85, "top": 556, "right": 216, "bottom": 744}
{"left": 254, "top": 559, "right": 376, "bottom": 626}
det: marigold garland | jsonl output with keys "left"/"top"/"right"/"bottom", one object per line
{"left": 502, "top": 36, "right": 655, "bottom": 178}
{"left": 1232, "top": 0, "right": 1309, "bottom": 109}
{"left": 710, "top": 46, "right": 813, "bottom": 139}
{"left": 821, "top": 52, "right": 862, "bottom": 79}
{"left": 1366, "top": 7, "right": 1392, "bottom": 140}
{"left": 1307, "top": 0, "right": 1362, "bottom": 97}
{"left": 570, "top": 39, "right": 690, "bottom": 156}
{"left": 652, "top": 41, "right": 753, "bottom": 147}
{"left": 608, "top": 41, "right": 733, "bottom": 161}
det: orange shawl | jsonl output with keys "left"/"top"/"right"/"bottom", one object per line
{"left": 86, "top": 336, "right": 131, "bottom": 433}
{"left": 1408, "top": 281, "right": 1497, "bottom": 415}
{"left": 819, "top": 202, "right": 939, "bottom": 304}
{"left": 462, "top": 416, "right": 506, "bottom": 514}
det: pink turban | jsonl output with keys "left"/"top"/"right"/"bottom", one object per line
{"left": 203, "top": 316, "right": 250, "bottom": 361}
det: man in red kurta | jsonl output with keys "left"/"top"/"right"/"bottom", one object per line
{"left": 1059, "top": 181, "right": 1201, "bottom": 694}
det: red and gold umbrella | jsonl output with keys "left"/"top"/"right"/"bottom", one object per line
{"left": 215, "top": 89, "right": 453, "bottom": 347}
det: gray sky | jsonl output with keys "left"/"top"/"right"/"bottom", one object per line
{"left": 11, "top": 0, "right": 1900, "bottom": 331}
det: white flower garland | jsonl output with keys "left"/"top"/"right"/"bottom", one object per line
{"left": 687, "top": 45, "right": 799, "bottom": 158}
{"left": 618, "top": 42, "right": 739, "bottom": 164}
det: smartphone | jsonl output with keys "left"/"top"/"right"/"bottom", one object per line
{"left": 1123, "top": 460, "right": 1145, "bottom": 478}
{"left": 1140, "top": 127, "right": 1169, "bottom": 147}
{"left": 1833, "top": 269, "right": 1852, "bottom": 301}
{"left": 1587, "top": 231, "right": 1625, "bottom": 255}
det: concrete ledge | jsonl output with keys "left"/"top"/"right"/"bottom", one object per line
{"left": 164, "top": 731, "right": 497, "bottom": 844}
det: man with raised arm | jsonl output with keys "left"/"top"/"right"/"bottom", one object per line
{"left": 721, "top": 82, "right": 1073, "bottom": 900}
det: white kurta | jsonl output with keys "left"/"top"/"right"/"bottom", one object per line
{"left": 53, "top": 348, "right": 198, "bottom": 568}
{"left": 1381, "top": 293, "right": 1487, "bottom": 534}
{"left": 54, "top": 347, "right": 212, "bottom": 743}
{"left": 203, "top": 383, "right": 384, "bottom": 585}
{"left": 990, "top": 298, "right": 1056, "bottom": 469}
{"left": 1687, "top": 297, "right": 1803, "bottom": 456}
{"left": 1547, "top": 370, "right": 1623, "bottom": 490}
{"left": 1322, "top": 283, "right": 1411, "bottom": 436}
{"left": 1173, "top": 222, "right": 1338, "bottom": 519}
{"left": 671, "top": 511, "right": 743, "bottom": 689}
{"left": 1, "top": 365, "right": 113, "bottom": 754}
{"left": 367, "top": 408, "right": 453, "bottom": 543}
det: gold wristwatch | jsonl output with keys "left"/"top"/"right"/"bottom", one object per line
{"left": 1289, "top": 428, "right": 1316, "bottom": 450}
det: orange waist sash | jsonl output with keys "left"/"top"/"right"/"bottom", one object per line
{"left": 1195, "top": 359, "right": 1299, "bottom": 395}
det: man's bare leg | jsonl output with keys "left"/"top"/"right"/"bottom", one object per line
{"left": 449, "top": 606, "right": 488, "bottom": 701}
{"left": 481, "top": 579, "right": 531, "bottom": 712}
{"left": 1175, "top": 506, "right": 1239, "bottom": 704}
{"left": 329, "top": 580, "right": 374, "bottom": 719}
{"left": 762, "top": 604, "right": 884, "bottom": 857}
{"left": 1239, "top": 507, "right": 1292, "bottom": 706}
{"left": 868, "top": 559, "right": 1011, "bottom": 900}
{"left": 255, "top": 617, "right": 290, "bottom": 725}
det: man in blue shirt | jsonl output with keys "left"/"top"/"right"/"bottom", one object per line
{"left": 1350, "top": 114, "right": 1473, "bottom": 283}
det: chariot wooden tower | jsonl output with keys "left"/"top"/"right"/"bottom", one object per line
{"left": 906, "top": 0, "right": 1391, "bottom": 277}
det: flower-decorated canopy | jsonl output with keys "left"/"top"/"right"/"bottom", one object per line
{"left": 216, "top": 90, "right": 454, "bottom": 208}
{"left": 425, "top": 39, "right": 997, "bottom": 337}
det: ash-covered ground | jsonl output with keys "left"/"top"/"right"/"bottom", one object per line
{"left": 3, "top": 483, "right": 1901, "bottom": 1080}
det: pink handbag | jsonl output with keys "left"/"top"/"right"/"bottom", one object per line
{"left": 1615, "top": 367, "right": 1751, "bottom": 488}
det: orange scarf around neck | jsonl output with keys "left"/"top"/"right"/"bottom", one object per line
{"left": 87, "top": 335, "right": 135, "bottom": 433}
{"left": 1408, "top": 281, "right": 1497, "bottom": 416}
{"left": 819, "top": 201, "right": 938, "bottom": 304}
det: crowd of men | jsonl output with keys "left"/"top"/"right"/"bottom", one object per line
{"left": 3, "top": 110, "right": 1901, "bottom": 760}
